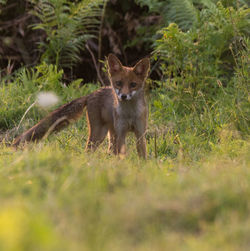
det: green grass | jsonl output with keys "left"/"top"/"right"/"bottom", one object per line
{"left": 0, "top": 137, "right": 249, "bottom": 250}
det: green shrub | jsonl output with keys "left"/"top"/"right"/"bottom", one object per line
{"left": 136, "top": 0, "right": 249, "bottom": 31}
{"left": 30, "top": 0, "right": 105, "bottom": 68}
{"left": 147, "top": 2, "right": 249, "bottom": 159}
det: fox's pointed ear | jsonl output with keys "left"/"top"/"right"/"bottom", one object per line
{"left": 107, "top": 54, "right": 123, "bottom": 74}
{"left": 133, "top": 58, "right": 150, "bottom": 80}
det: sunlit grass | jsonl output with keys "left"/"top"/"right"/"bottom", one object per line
{"left": 0, "top": 137, "right": 249, "bottom": 250}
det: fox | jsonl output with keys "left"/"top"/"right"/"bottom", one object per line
{"left": 13, "top": 54, "right": 150, "bottom": 158}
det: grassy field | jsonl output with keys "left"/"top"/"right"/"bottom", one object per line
{"left": 0, "top": 134, "right": 249, "bottom": 251}
{"left": 0, "top": 73, "right": 249, "bottom": 250}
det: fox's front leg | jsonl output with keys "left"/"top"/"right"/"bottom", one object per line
{"left": 113, "top": 121, "right": 127, "bottom": 158}
{"left": 134, "top": 121, "right": 147, "bottom": 159}
{"left": 135, "top": 132, "right": 147, "bottom": 159}
{"left": 116, "top": 132, "right": 127, "bottom": 158}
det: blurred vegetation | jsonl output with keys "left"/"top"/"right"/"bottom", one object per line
{"left": 0, "top": 139, "right": 249, "bottom": 250}
{"left": 30, "top": 0, "right": 104, "bottom": 69}
{"left": 0, "top": 0, "right": 250, "bottom": 250}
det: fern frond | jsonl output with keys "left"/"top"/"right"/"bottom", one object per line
{"left": 30, "top": 0, "right": 106, "bottom": 68}
{"left": 166, "top": 0, "right": 198, "bottom": 30}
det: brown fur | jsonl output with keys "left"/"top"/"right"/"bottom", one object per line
{"left": 13, "top": 54, "right": 150, "bottom": 158}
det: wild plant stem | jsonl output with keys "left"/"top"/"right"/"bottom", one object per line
{"left": 16, "top": 101, "right": 36, "bottom": 132}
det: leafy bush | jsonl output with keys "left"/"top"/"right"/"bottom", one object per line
{"left": 155, "top": 2, "right": 249, "bottom": 85}
{"left": 147, "top": 2, "right": 249, "bottom": 159}
{"left": 136, "top": 0, "right": 250, "bottom": 31}
{"left": 30, "top": 0, "right": 105, "bottom": 68}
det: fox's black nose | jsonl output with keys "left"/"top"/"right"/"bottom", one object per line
{"left": 121, "top": 94, "right": 127, "bottom": 100}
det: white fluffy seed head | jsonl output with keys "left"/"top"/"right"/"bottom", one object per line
{"left": 36, "top": 91, "right": 59, "bottom": 108}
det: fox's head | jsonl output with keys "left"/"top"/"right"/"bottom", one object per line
{"left": 107, "top": 54, "right": 150, "bottom": 101}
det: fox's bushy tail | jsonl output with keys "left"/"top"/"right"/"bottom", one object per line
{"left": 13, "top": 96, "right": 88, "bottom": 147}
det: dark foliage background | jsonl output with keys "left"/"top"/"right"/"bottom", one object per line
{"left": 1, "top": 0, "right": 249, "bottom": 83}
{"left": 0, "top": 0, "right": 159, "bottom": 83}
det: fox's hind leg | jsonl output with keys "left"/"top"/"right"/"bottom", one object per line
{"left": 107, "top": 129, "right": 117, "bottom": 154}
{"left": 85, "top": 111, "right": 108, "bottom": 151}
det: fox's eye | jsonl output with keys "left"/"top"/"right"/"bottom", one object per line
{"left": 116, "top": 81, "right": 123, "bottom": 87}
{"left": 130, "top": 82, "right": 137, "bottom": 88}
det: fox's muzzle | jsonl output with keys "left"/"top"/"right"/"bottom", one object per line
{"left": 115, "top": 88, "right": 137, "bottom": 101}
{"left": 121, "top": 94, "right": 128, "bottom": 101}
